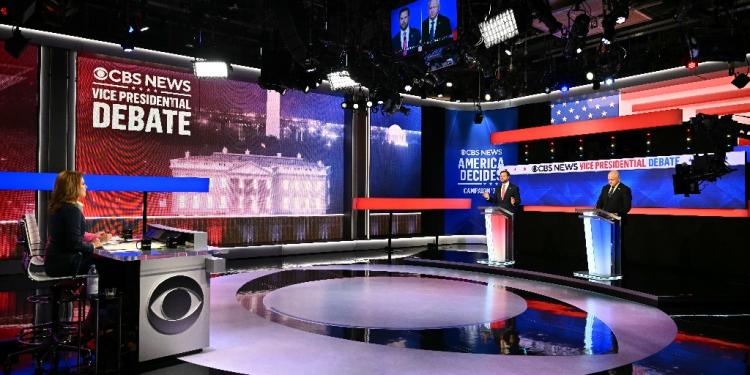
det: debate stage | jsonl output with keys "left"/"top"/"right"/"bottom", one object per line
{"left": 149, "top": 242, "right": 747, "bottom": 375}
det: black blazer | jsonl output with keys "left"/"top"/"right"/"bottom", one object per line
{"left": 44, "top": 203, "right": 94, "bottom": 277}
{"left": 486, "top": 182, "right": 521, "bottom": 212}
{"left": 392, "top": 28, "right": 422, "bottom": 55}
{"left": 421, "top": 14, "right": 452, "bottom": 44}
{"left": 596, "top": 183, "right": 632, "bottom": 217}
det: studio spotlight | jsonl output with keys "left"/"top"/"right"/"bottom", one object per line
{"left": 140, "top": 26, "right": 150, "bottom": 32}
{"left": 437, "top": 94, "right": 444, "bottom": 98}
{"left": 505, "top": 48, "right": 512, "bottom": 55}
{"left": 605, "top": 77, "right": 615, "bottom": 85}
{"left": 404, "top": 84, "right": 412, "bottom": 92}
{"left": 193, "top": 61, "right": 230, "bottom": 78}
{"left": 586, "top": 72, "right": 595, "bottom": 80}
{"left": 121, "top": 42, "right": 135, "bottom": 53}
{"left": 602, "top": 15, "right": 616, "bottom": 45}
{"left": 561, "top": 85, "right": 569, "bottom": 92}
{"left": 612, "top": 2, "right": 630, "bottom": 24}
{"left": 474, "top": 106, "right": 484, "bottom": 124}
{"left": 529, "top": 0, "right": 563, "bottom": 35}
{"left": 327, "top": 70, "right": 359, "bottom": 91}
{"left": 732, "top": 74, "right": 750, "bottom": 89}
{"left": 446, "top": 81, "right": 453, "bottom": 87}
{"left": 3, "top": 28, "right": 30, "bottom": 59}
{"left": 341, "top": 101, "right": 349, "bottom": 109}
{"left": 366, "top": 100, "right": 373, "bottom": 108}
{"left": 484, "top": 93, "right": 491, "bottom": 101}
{"left": 478, "top": 9, "right": 519, "bottom": 48}
{"left": 352, "top": 103, "right": 360, "bottom": 110}
{"left": 686, "top": 60, "right": 698, "bottom": 70}
{"left": 563, "top": 14, "right": 590, "bottom": 59}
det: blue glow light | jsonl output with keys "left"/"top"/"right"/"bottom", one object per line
{"left": 128, "top": 26, "right": 134, "bottom": 33}
{"left": 0, "top": 172, "right": 209, "bottom": 192}
{"left": 561, "top": 85, "right": 569, "bottom": 92}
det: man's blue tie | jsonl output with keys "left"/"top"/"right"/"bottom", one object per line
{"left": 430, "top": 22, "right": 435, "bottom": 40}
{"left": 608, "top": 188, "right": 614, "bottom": 198}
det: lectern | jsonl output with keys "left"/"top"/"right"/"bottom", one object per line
{"left": 477, "top": 206, "right": 514, "bottom": 266}
{"left": 574, "top": 208, "right": 622, "bottom": 281}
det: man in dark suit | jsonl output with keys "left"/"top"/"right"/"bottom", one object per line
{"left": 392, "top": 7, "right": 421, "bottom": 56}
{"left": 482, "top": 170, "right": 521, "bottom": 211}
{"left": 595, "top": 170, "right": 632, "bottom": 218}
{"left": 421, "top": 0, "right": 453, "bottom": 46}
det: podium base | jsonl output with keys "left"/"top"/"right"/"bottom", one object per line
{"left": 573, "top": 271, "right": 623, "bottom": 281}
{"left": 477, "top": 260, "right": 515, "bottom": 267}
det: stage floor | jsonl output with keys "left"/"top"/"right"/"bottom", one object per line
{"left": 3, "top": 247, "right": 749, "bottom": 375}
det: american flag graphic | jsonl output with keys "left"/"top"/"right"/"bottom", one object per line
{"left": 550, "top": 91, "right": 620, "bottom": 124}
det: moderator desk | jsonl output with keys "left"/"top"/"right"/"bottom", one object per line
{"left": 94, "top": 225, "right": 225, "bottom": 366}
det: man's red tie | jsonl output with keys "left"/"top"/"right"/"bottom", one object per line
{"left": 403, "top": 32, "right": 407, "bottom": 56}
{"left": 501, "top": 184, "right": 506, "bottom": 200}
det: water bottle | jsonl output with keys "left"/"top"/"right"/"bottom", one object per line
{"left": 87, "top": 264, "right": 99, "bottom": 298}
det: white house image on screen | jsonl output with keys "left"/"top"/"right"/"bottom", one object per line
{"left": 170, "top": 148, "right": 330, "bottom": 215}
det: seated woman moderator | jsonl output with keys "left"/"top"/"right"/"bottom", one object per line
{"left": 45, "top": 171, "right": 102, "bottom": 277}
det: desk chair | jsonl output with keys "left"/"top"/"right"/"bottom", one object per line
{"left": 3, "top": 214, "right": 92, "bottom": 375}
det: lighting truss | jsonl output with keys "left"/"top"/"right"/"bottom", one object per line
{"left": 194, "top": 61, "right": 230, "bottom": 78}
{"left": 326, "top": 71, "right": 359, "bottom": 91}
{"left": 479, "top": 9, "right": 519, "bottom": 48}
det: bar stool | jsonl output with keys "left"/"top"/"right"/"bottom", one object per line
{"left": 3, "top": 214, "right": 93, "bottom": 375}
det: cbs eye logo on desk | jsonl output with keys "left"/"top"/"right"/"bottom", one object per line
{"left": 148, "top": 276, "right": 204, "bottom": 335}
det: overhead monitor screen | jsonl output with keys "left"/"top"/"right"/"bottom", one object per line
{"left": 391, "top": 0, "right": 458, "bottom": 57}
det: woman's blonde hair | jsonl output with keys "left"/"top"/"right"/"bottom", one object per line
{"left": 48, "top": 171, "right": 84, "bottom": 213}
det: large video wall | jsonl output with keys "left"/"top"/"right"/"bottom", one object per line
{"left": 444, "top": 108, "right": 518, "bottom": 234}
{"left": 76, "top": 56, "right": 345, "bottom": 222}
{"left": 509, "top": 152, "right": 747, "bottom": 209}
{"left": 0, "top": 42, "right": 38, "bottom": 259}
{"left": 370, "top": 104, "right": 422, "bottom": 198}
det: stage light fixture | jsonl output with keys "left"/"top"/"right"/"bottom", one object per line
{"left": 563, "top": 14, "right": 590, "bottom": 59}
{"left": 561, "top": 85, "right": 569, "bottom": 92}
{"left": 446, "top": 81, "right": 453, "bottom": 87}
{"left": 478, "top": 9, "right": 519, "bottom": 48}
{"left": 352, "top": 103, "right": 360, "bottom": 110}
{"left": 194, "top": 61, "right": 230, "bottom": 78}
{"left": 404, "top": 84, "right": 412, "bottom": 92}
{"left": 612, "top": 2, "right": 630, "bottom": 24}
{"left": 140, "top": 26, "right": 150, "bottom": 32}
{"left": 366, "top": 100, "right": 373, "bottom": 108}
{"left": 438, "top": 94, "right": 444, "bottom": 98}
{"left": 686, "top": 60, "right": 698, "bottom": 70}
{"left": 529, "top": 0, "right": 563, "bottom": 35}
{"left": 505, "top": 48, "right": 512, "bottom": 55}
{"left": 586, "top": 72, "right": 595, "bottom": 80}
{"left": 732, "top": 74, "right": 750, "bottom": 89}
{"left": 3, "top": 28, "right": 30, "bottom": 59}
{"left": 327, "top": 71, "right": 359, "bottom": 91}
{"left": 605, "top": 77, "right": 614, "bottom": 85}
{"left": 121, "top": 42, "right": 135, "bottom": 53}
{"left": 128, "top": 25, "right": 135, "bottom": 33}
{"left": 484, "top": 92, "right": 491, "bottom": 101}
{"left": 474, "top": 106, "right": 484, "bottom": 124}
{"left": 601, "top": 15, "right": 616, "bottom": 45}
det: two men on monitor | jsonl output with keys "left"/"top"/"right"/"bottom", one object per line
{"left": 393, "top": 0, "right": 453, "bottom": 56}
